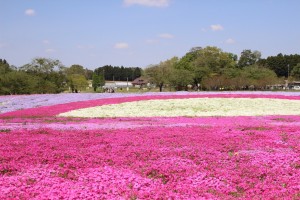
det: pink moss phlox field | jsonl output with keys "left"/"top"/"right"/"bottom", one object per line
{"left": 1, "top": 118, "right": 300, "bottom": 199}
{"left": 1, "top": 93, "right": 300, "bottom": 118}
{"left": 1, "top": 92, "right": 300, "bottom": 199}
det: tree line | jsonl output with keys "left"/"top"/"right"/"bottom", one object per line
{"left": 0, "top": 58, "right": 142, "bottom": 95}
{"left": 144, "top": 46, "right": 300, "bottom": 91}
{"left": 94, "top": 65, "right": 142, "bottom": 81}
{"left": 1, "top": 46, "right": 300, "bottom": 94}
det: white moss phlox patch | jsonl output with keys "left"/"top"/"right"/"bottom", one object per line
{"left": 58, "top": 98, "right": 300, "bottom": 118}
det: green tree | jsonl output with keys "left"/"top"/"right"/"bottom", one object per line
{"left": 0, "top": 71, "right": 38, "bottom": 95}
{"left": 92, "top": 74, "right": 100, "bottom": 92}
{"left": 20, "top": 58, "right": 66, "bottom": 93}
{"left": 68, "top": 74, "right": 88, "bottom": 92}
{"left": 291, "top": 63, "right": 300, "bottom": 80}
{"left": 189, "top": 46, "right": 236, "bottom": 89}
{"left": 238, "top": 49, "right": 261, "bottom": 68}
{"left": 176, "top": 48, "right": 203, "bottom": 90}
{"left": 169, "top": 68, "right": 194, "bottom": 91}
{"left": 133, "top": 67, "right": 142, "bottom": 80}
{"left": 222, "top": 68, "right": 248, "bottom": 90}
{"left": 64, "top": 64, "right": 91, "bottom": 92}
{"left": 243, "top": 65, "right": 278, "bottom": 89}
{"left": 84, "top": 68, "right": 93, "bottom": 80}
{"left": 203, "top": 75, "right": 228, "bottom": 90}
{"left": 259, "top": 54, "right": 300, "bottom": 77}
{"left": 92, "top": 73, "right": 105, "bottom": 92}
{"left": 65, "top": 65, "right": 86, "bottom": 76}
{"left": 46, "top": 71, "right": 67, "bottom": 93}
{"left": 260, "top": 53, "right": 287, "bottom": 77}
{"left": 144, "top": 65, "right": 165, "bottom": 92}
{"left": 145, "top": 57, "right": 178, "bottom": 92}
{"left": 0, "top": 59, "right": 12, "bottom": 74}
{"left": 94, "top": 65, "right": 143, "bottom": 81}
{"left": 176, "top": 48, "right": 199, "bottom": 71}
{"left": 21, "top": 58, "right": 64, "bottom": 74}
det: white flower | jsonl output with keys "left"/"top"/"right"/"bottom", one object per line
{"left": 59, "top": 98, "right": 300, "bottom": 118}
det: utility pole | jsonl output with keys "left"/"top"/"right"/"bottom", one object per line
{"left": 288, "top": 64, "right": 290, "bottom": 79}
{"left": 287, "top": 64, "right": 290, "bottom": 90}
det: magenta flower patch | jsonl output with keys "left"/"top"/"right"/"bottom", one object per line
{"left": 1, "top": 92, "right": 300, "bottom": 199}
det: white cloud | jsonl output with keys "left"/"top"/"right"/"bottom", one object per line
{"left": 210, "top": 24, "right": 224, "bottom": 31}
{"left": 25, "top": 9, "right": 36, "bottom": 16}
{"left": 225, "top": 38, "right": 235, "bottom": 44}
{"left": 158, "top": 33, "right": 174, "bottom": 39}
{"left": 114, "top": 42, "right": 129, "bottom": 49}
{"left": 124, "top": 0, "right": 170, "bottom": 7}
{"left": 45, "top": 49, "right": 55, "bottom": 53}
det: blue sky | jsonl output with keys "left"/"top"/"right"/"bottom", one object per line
{"left": 1, "top": 0, "right": 300, "bottom": 69}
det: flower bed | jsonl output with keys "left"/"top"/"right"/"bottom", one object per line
{"left": 1, "top": 92, "right": 300, "bottom": 199}
{"left": 60, "top": 98, "right": 300, "bottom": 117}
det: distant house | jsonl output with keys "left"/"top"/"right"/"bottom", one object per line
{"left": 292, "top": 81, "right": 300, "bottom": 86}
{"left": 289, "top": 81, "right": 300, "bottom": 90}
{"left": 132, "top": 77, "right": 149, "bottom": 87}
{"left": 267, "top": 81, "right": 300, "bottom": 90}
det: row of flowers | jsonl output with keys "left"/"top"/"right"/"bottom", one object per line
{"left": 1, "top": 91, "right": 300, "bottom": 114}
{"left": 1, "top": 93, "right": 300, "bottom": 118}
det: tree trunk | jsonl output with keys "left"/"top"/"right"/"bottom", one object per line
{"left": 159, "top": 84, "right": 163, "bottom": 92}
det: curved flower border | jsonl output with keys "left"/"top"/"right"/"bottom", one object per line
{"left": 1, "top": 93, "right": 300, "bottom": 118}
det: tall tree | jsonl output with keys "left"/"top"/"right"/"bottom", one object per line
{"left": 92, "top": 73, "right": 105, "bottom": 92}
{"left": 94, "top": 65, "right": 143, "bottom": 81}
{"left": 20, "top": 58, "right": 66, "bottom": 93}
{"left": 238, "top": 49, "right": 261, "bottom": 68}
{"left": 133, "top": 67, "right": 142, "bottom": 80}
{"left": 176, "top": 49, "right": 199, "bottom": 71}
{"left": 68, "top": 74, "right": 88, "bottom": 92}
{"left": 291, "top": 63, "right": 300, "bottom": 80}
{"left": 243, "top": 65, "right": 278, "bottom": 89}
{"left": 84, "top": 68, "right": 93, "bottom": 80}
{"left": 169, "top": 68, "right": 194, "bottom": 91}
{"left": 260, "top": 53, "right": 287, "bottom": 77}
{"left": 0, "top": 71, "right": 39, "bottom": 95}
{"left": 145, "top": 57, "right": 178, "bottom": 92}
{"left": 21, "top": 58, "right": 64, "bottom": 74}
{"left": 183, "top": 46, "right": 237, "bottom": 90}
{"left": 259, "top": 53, "right": 300, "bottom": 77}
{"left": 0, "top": 59, "right": 12, "bottom": 74}
{"left": 64, "top": 64, "right": 90, "bottom": 91}
{"left": 92, "top": 74, "right": 99, "bottom": 92}
{"left": 65, "top": 64, "right": 86, "bottom": 76}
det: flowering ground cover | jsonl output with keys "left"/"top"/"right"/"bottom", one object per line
{"left": 1, "top": 92, "right": 300, "bottom": 199}
{"left": 60, "top": 98, "right": 300, "bottom": 117}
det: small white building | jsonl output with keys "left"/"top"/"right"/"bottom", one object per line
{"left": 103, "top": 81, "right": 132, "bottom": 89}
